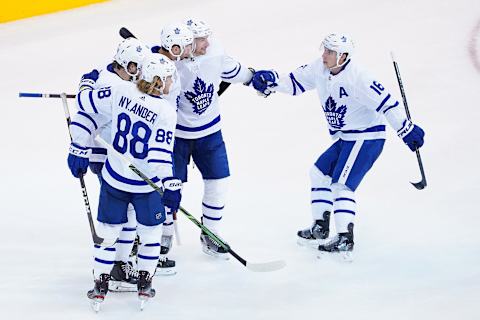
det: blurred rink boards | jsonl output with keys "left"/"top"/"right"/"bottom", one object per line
{"left": 0, "top": 0, "right": 108, "bottom": 23}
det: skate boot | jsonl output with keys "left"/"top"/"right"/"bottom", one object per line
{"left": 160, "top": 234, "right": 173, "bottom": 255}
{"left": 200, "top": 231, "right": 229, "bottom": 260}
{"left": 155, "top": 255, "right": 177, "bottom": 276}
{"left": 297, "top": 211, "right": 330, "bottom": 247}
{"left": 87, "top": 273, "right": 110, "bottom": 312}
{"left": 318, "top": 222, "right": 354, "bottom": 262}
{"left": 137, "top": 271, "right": 155, "bottom": 310}
{"left": 108, "top": 261, "right": 138, "bottom": 292}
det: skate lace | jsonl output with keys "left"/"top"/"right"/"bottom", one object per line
{"left": 122, "top": 262, "right": 139, "bottom": 279}
{"left": 205, "top": 233, "right": 225, "bottom": 249}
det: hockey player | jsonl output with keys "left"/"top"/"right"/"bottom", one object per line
{"left": 146, "top": 23, "right": 195, "bottom": 271}
{"left": 168, "top": 18, "right": 255, "bottom": 258}
{"left": 72, "top": 38, "right": 153, "bottom": 290}
{"left": 250, "top": 33, "right": 425, "bottom": 260}
{"left": 67, "top": 53, "right": 181, "bottom": 310}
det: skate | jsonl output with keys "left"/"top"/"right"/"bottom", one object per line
{"left": 200, "top": 231, "right": 229, "bottom": 260}
{"left": 87, "top": 273, "right": 110, "bottom": 312}
{"left": 317, "top": 222, "right": 354, "bottom": 262}
{"left": 297, "top": 211, "right": 330, "bottom": 247}
{"left": 155, "top": 255, "right": 177, "bottom": 276}
{"left": 108, "top": 261, "right": 138, "bottom": 292}
{"left": 160, "top": 234, "right": 173, "bottom": 255}
{"left": 137, "top": 271, "right": 155, "bottom": 311}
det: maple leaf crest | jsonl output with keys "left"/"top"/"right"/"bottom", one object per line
{"left": 323, "top": 96, "right": 347, "bottom": 129}
{"left": 184, "top": 77, "right": 214, "bottom": 115}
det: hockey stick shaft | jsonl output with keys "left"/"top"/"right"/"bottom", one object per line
{"left": 60, "top": 93, "right": 106, "bottom": 245}
{"left": 95, "top": 136, "right": 282, "bottom": 270}
{"left": 19, "top": 92, "right": 76, "bottom": 99}
{"left": 391, "top": 53, "right": 427, "bottom": 189}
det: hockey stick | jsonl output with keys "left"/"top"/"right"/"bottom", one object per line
{"left": 96, "top": 136, "right": 286, "bottom": 272}
{"left": 19, "top": 91, "right": 107, "bottom": 244}
{"left": 60, "top": 93, "right": 113, "bottom": 245}
{"left": 391, "top": 52, "right": 427, "bottom": 190}
{"left": 119, "top": 27, "right": 232, "bottom": 96}
{"left": 19, "top": 92, "right": 76, "bottom": 99}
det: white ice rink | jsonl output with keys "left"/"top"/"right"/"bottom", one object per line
{"left": 1, "top": 0, "right": 479, "bottom": 319}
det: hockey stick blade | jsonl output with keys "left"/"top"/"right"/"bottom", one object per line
{"left": 410, "top": 150, "right": 427, "bottom": 189}
{"left": 119, "top": 27, "right": 136, "bottom": 39}
{"left": 246, "top": 260, "right": 286, "bottom": 272}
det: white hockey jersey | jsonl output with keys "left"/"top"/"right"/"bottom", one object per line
{"left": 275, "top": 59, "right": 411, "bottom": 141}
{"left": 70, "top": 64, "right": 124, "bottom": 163}
{"left": 70, "top": 82, "right": 177, "bottom": 193}
{"left": 175, "top": 39, "right": 252, "bottom": 139}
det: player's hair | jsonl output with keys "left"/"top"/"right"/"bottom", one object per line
{"left": 137, "top": 77, "right": 162, "bottom": 95}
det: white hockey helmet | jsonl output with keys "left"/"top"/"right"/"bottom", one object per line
{"left": 160, "top": 23, "right": 194, "bottom": 59}
{"left": 185, "top": 18, "right": 212, "bottom": 38}
{"left": 141, "top": 53, "right": 177, "bottom": 93}
{"left": 113, "top": 38, "right": 149, "bottom": 80}
{"left": 321, "top": 33, "right": 354, "bottom": 68}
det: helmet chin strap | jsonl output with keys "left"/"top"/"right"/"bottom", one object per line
{"left": 170, "top": 46, "right": 184, "bottom": 61}
{"left": 328, "top": 53, "right": 349, "bottom": 71}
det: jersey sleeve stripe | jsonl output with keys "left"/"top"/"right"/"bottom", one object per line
{"left": 70, "top": 121, "right": 92, "bottom": 135}
{"left": 375, "top": 93, "right": 391, "bottom": 112}
{"left": 382, "top": 100, "right": 399, "bottom": 114}
{"left": 77, "top": 111, "right": 98, "bottom": 130}
{"left": 88, "top": 91, "right": 99, "bottom": 114}
{"left": 289, "top": 73, "right": 306, "bottom": 94}
{"left": 76, "top": 93, "right": 85, "bottom": 111}
{"left": 222, "top": 64, "right": 239, "bottom": 75}
{"left": 221, "top": 65, "right": 242, "bottom": 79}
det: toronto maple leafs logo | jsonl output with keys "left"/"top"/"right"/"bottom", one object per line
{"left": 184, "top": 77, "right": 214, "bottom": 115}
{"left": 136, "top": 45, "right": 143, "bottom": 53}
{"left": 323, "top": 96, "right": 347, "bottom": 129}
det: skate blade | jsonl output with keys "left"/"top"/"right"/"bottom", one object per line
{"left": 154, "top": 267, "right": 177, "bottom": 276}
{"left": 202, "top": 247, "right": 230, "bottom": 260}
{"left": 139, "top": 299, "right": 147, "bottom": 311}
{"left": 90, "top": 298, "right": 104, "bottom": 313}
{"left": 297, "top": 237, "right": 327, "bottom": 248}
{"left": 317, "top": 251, "right": 354, "bottom": 263}
{"left": 108, "top": 280, "right": 137, "bottom": 292}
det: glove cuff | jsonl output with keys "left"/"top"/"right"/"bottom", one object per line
{"left": 162, "top": 177, "right": 182, "bottom": 191}
{"left": 397, "top": 120, "right": 414, "bottom": 139}
{"left": 69, "top": 143, "right": 91, "bottom": 158}
{"left": 79, "top": 79, "right": 95, "bottom": 92}
{"left": 243, "top": 67, "right": 256, "bottom": 86}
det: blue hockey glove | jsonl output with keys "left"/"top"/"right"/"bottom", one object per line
{"left": 151, "top": 45, "right": 161, "bottom": 53}
{"left": 251, "top": 70, "right": 279, "bottom": 97}
{"left": 67, "top": 143, "right": 91, "bottom": 178}
{"left": 399, "top": 122, "right": 425, "bottom": 151}
{"left": 161, "top": 177, "right": 183, "bottom": 212}
{"left": 89, "top": 162, "right": 104, "bottom": 175}
{"left": 79, "top": 69, "right": 99, "bottom": 92}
